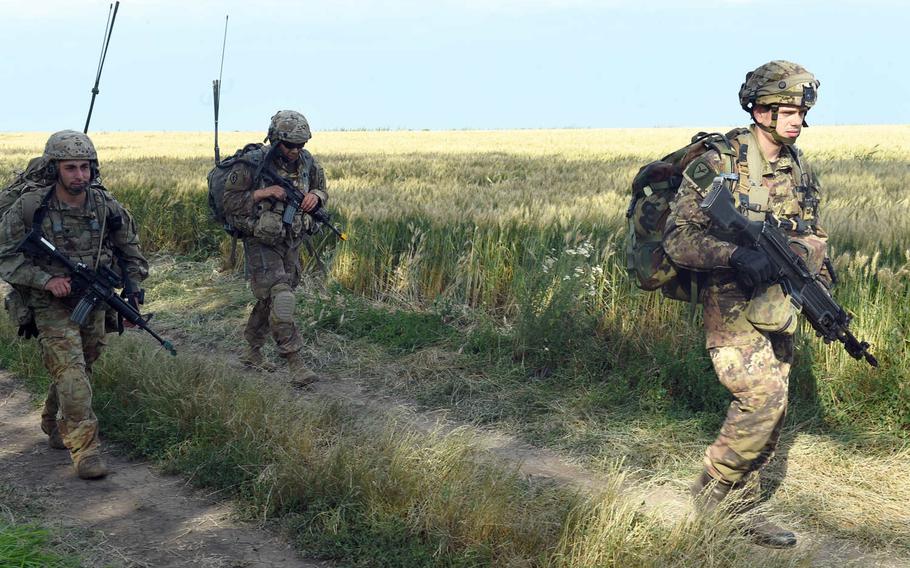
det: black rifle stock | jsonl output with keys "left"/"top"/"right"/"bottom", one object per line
{"left": 16, "top": 229, "right": 177, "bottom": 356}
{"left": 700, "top": 179, "right": 877, "bottom": 367}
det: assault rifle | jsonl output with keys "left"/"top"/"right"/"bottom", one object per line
{"left": 700, "top": 177, "right": 877, "bottom": 367}
{"left": 257, "top": 146, "right": 348, "bottom": 241}
{"left": 15, "top": 229, "right": 177, "bottom": 356}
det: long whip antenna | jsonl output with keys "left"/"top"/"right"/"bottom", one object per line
{"left": 213, "top": 14, "right": 229, "bottom": 163}
{"left": 84, "top": 1, "right": 120, "bottom": 133}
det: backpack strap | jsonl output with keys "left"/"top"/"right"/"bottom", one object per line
{"left": 297, "top": 150, "right": 314, "bottom": 192}
{"left": 704, "top": 134, "right": 737, "bottom": 177}
{"left": 28, "top": 187, "right": 55, "bottom": 230}
{"left": 728, "top": 130, "right": 769, "bottom": 221}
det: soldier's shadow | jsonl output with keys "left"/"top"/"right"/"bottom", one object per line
{"left": 760, "top": 334, "right": 822, "bottom": 500}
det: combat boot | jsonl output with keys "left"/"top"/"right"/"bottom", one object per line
{"left": 75, "top": 454, "right": 109, "bottom": 480}
{"left": 690, "top": 469, "right": 732, "bottom": 513}
{"left": 284, "top": 352, "right": 320, "bottom": 387}
{"left": 691, "top": 469, "right": 797, "bottom": 549}
{"left": 40, "top": 420, "right": 67, "bottom": 450}
{"left": 240, "top": 346, "right": 276, "bottom": 372}
{"left": 743, "top": 513, "right": 797, "bottom": 548}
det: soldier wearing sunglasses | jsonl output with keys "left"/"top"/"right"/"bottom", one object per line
{"left": 222, "top": 110, "right": 328, "bottom": 386}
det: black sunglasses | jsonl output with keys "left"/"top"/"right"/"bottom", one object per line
{"left": 281, "top": 142, "right": 305, "bottom": 150}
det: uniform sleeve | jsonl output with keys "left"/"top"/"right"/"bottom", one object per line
{"left": 662, "top": 152, "right": 737, "bottom": 271}
{"left": 309, "top": 157, "right": 328, "bottom": 206}
{"left": 222, "top": 162, "right": 257, "bottom": 235}
{"left": 108, "top": 201, "right": 149, "bottom": 283}
{"left": 0, "top": 197, "right": 54, "bottom": 290}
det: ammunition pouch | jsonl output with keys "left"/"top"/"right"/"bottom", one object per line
{"left": 788, "top": 235, "right": 827, "bottom": 276}
{"left": 253, "top": 209, "right": 285, "bottom": 245}
{"left": 746, "top": 284, "right": 799, "bottom": 335}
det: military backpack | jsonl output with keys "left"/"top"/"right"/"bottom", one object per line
{"left": 206, "top": 143, "right": 268, "bottom": 237}
{"left": 625, "top": 129, "right": 747, "bottom": 302}
{"left": 0, "top": 156, "right": 54, "bottom": 217}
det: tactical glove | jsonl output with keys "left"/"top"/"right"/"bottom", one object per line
{"left": 17, "top": 319, "right": 39, "bottom": 340}
{"left": 729, "top": 247, "right": 775, "bottom": 288}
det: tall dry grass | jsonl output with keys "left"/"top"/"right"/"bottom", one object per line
{"left": 1, "top": 128, "right": 907, "bottom": 432}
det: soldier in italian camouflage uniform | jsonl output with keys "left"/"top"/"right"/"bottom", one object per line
{"left": 222, "top": 110, "right": 327, "bottom": 386}
{"left": 0, "top": 131, "right": 148, "bottom": 479}
{"left": 663, "top": 61, "right": 832, "bottom": 548}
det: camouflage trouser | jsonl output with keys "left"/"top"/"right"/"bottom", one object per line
{"left": 35, "top": 302, "right": 106, "bottom": 468}
{"left": 243, "top": 239, "right": 303, "bottom": 357}
{"left": 704, "top": 333, "right": 793, "bottom": 484}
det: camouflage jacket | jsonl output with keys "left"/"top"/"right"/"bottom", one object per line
{"left": 0, "top": 184, "right": 148, "bottom": 308}
{"left": 222, "top": 147, "right": 328, "bottom": 248}
{"left": 663, "top": 126, "right": 830, "bottom": 347}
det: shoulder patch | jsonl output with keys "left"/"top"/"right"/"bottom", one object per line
{"left": 685, "top": 154, "right": 722, "bottom": 192}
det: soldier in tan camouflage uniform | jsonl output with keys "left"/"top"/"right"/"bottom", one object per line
{"left": 0, "top": 131, "right": 148, "bottom": 479}
{"left": 222, "top": 110, "right": 327, "bottom": 386}
{"left": 663, "top": 61, "right": 832, "bottom": 548}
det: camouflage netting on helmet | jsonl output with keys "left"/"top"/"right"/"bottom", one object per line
{"left": 43, "top": 130, "right": 98, "bottom": 162}
{"left": 738, "top": 60, "right": 819, "bottom": 112}
{"left": 266, "top": 110, "right": 312, "bottom": 145}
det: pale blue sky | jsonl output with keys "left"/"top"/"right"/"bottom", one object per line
{"left": 1, "top": 0, "right": 907, "bottom": 132}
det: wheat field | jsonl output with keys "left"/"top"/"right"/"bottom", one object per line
{"left": 1, "top": 127, "right": 908, "bottom": 566}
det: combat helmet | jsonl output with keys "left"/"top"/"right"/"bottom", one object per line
{"left": 738, "top": 60, "right": 819, "bottom": 145}
{"left": 266, "top": 110, "right": 312, "bottom": 146}
{"left": 41, "top": 130, "right": 100, "bottom": 181}
{"left": 43, "top": 130, "right": 98, "bottom": 162}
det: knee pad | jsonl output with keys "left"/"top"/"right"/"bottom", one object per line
{"left": 270, "top": 284, "right": 296, "bottom": 325}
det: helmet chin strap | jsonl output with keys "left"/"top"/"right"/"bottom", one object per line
{"left": 754, "top": 104, "right": 798, "bottom": 146}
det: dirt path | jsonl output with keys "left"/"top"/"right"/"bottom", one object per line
{"left": 0, "top": 369, "right": 328, "bottom": 568}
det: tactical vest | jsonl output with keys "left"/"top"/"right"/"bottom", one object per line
{"left": 209, "top": 143, "right": 315, "bottom": 239}
{"left": 728, "top": 129, "right": 816, "bottom": 224}
{"left": 24, "top": 186, "right": 120, "bottom": 276}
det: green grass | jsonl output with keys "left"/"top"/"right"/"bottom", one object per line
{"left": 311, "top": 287, "right": 455, "bottom": 352}
{"left": 0, "top": 485, "right": 83, "bottom": 568}
{"left": 0, "top": 318, "right": 821, "bottom": 567}
{"left": 0, "top": 524, "right": 79, "bottom": 568}
{"left": 131, "top": 258, "right": 910, "bottom": 555}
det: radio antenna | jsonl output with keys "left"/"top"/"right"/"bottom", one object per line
{"left": 84, "top": 1, "right": 120, "bottom": 133}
